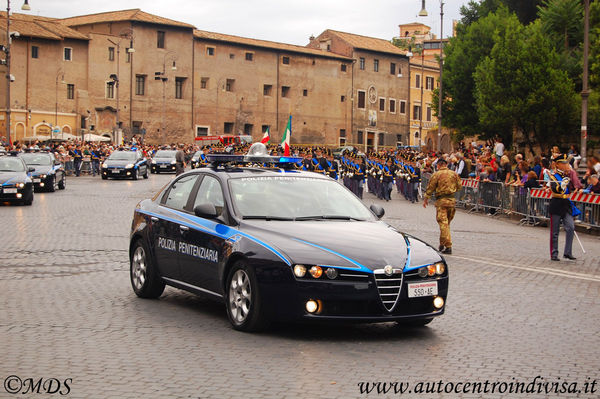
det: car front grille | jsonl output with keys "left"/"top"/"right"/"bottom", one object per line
{"left": 373, "top": 268, "right": 404, "bottom": 312}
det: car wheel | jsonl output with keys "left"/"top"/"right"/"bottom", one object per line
{"left": 101, "top": 175, "right": 108, "bottom": 180}
{"left": 23, "top": 189, "right": 34, "bottom": 206}
{"left": 225, "top": 261, "right": 270, "bottom": 332}
{"left": 58, "top": 174, "right": 66, "bottom": 190}
{"left": 132, "top": 168, "right": 139, "bottom": 180}
{"left": 143, "top": 167, "right": 148, "bottom": 179}
{"left": 130, "top": 239, "right": 165, "bottom": 299}
{"left": 395, "top": 318, "right": 433, "bottom": 328}
{"left": 47, "top": 175, "right": 56, "bottom": 192}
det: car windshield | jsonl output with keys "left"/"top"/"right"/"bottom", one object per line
{"left": 19, "top": 153, "right": 52, "bottom": 165}
{"left": 155, "top": 150, "right": 176, "bottom": 159}
{"left": 0, "top": 157, "right": 25, "bottom": 172}
{"left": 108, "top": 151, "right": 136, "bottom": 161}
{"left": 229, "top": 176, "right": 374, "bottom": 221}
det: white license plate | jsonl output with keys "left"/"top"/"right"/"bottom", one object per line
{"left": 160, "top": 165, "right": 167, "bottom": 168}
{"left": 111, "top": 170, "right": 120, "bottom": 173}
{"left": 407, "top": 281, "right": 438, "bottom": 298}
{"left": 33, "top": 178, "right": 41, "bottom": 183}
{"left": 4, "top": 188, "right": 17, "bottom": 194}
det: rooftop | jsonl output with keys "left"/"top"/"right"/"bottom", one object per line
{"left": 60, "top": 9, "right": 195, "bottom": 29}
{"left": 0, "top": 12, "right": 88, "bottom": 41}
{"left": 320, "top": 29, "right": 410, "bottom": 57}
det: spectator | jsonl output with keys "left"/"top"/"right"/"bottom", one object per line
{"left": 524, "top": 171, "right": 541, "bottom": 190}
{"left": 583, "top": 174, "right": 600, "bottom": 194}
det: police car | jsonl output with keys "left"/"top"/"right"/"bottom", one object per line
{"left": 101, "top": 150, "right": 149, "bottom": 180}
{"left": 150, "top": 150, "right": 177, "bottom": 174}
{"left": 0, "top": 154, "right": 35, "bottom": 205}
{"left": 18, "top": 152, "right": 66, "bottom": 192}
{"left": 190, "top": 150, "right": 208, "bottom": 169}
{"left": 129, "top": 144, "right": 448, "bottom": 332}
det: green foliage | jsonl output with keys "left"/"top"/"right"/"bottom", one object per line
{"left": 537, "top": 0, "right": 583, "bottom": 50}
{"left": 590, "top": 1, "right": 600, "bottom": 90}
{"left": 458, "top": 0, "right": 543, "bottom": 33}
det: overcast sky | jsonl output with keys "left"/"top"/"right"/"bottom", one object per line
{"left": 26, "top": 0, "right": 465, "bottom": 45}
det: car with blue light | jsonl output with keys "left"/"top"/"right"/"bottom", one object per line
{"left": 129, "top": 144, "right": 448, "bottom": 332}
{"left": 101, "top": 150, "right": 148, "bottom": 180}
{"left": 0, "top": 154, "right": 35, "bottom": 205}
{"left": 150, "top": 150, "right": 177, "bottom": 174}
{"left": 18, "top": 152, "right": 66, "bottom": 192}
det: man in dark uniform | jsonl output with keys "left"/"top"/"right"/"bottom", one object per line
{"left": 381, "top": 157, "right": 396, "bottom": 201}
{"left": 352, "top": 156, "right": 366, "bottom": 199}
{"left": 175, "top": 143, "right": 186, "bottom": 176}
{"left": 548, "top": 154, "right": 579, "bottom": 261}
{"left": 71, "top": 145, "right": 83, "bottom": 177}
{"left": 90, "top": 146, "right": 101, "bottom": 176}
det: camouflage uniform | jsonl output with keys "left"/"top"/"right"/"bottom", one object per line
{"left": 425, "top": 166, "right": 462, "bottom": 249}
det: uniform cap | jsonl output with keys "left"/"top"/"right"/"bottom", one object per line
{"left": 553, "top": 153, "right": 569, "bottom": 163}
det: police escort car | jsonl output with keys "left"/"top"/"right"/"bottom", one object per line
{"left": 190, "top": 150, "right": 209, "bottom": 169}
{"left": 0, "top": 153, "right": 35, "bottom": 205}
{"left": 150, "top": 150, "right": 177, "bottom": 174}
{"left": 101, "top": 149, "right": 149, "bottom": 180}
{"left": 18, "top": 152, "right": 66, "bottom": 192}
{"left": 129, "top": 143, "right": 448, "bottom": 332}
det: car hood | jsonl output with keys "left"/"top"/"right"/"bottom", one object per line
{"left": 29, "top": 165, "right": 53, "bottom": 175}
{"left": 105, "top": 159, "right": 135, "bottom": 167}
{"left": 239, "top": 220, "right": 437, "bottom": 272}
{"left": 153, "top": 158, "right": 174, "bottom": 162}
{"left": 0, "top": 171, "right": 28, "bottom": 185}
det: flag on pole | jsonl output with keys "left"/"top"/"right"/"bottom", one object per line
{"left": 280, "top": 115, "right": 291, "bottom": 156}
{"left": 260, "top": 127, "right": 270, "bottom": 144}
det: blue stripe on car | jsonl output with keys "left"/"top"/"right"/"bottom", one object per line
{"left": 292, "top": 238, "right": 373, "bottom": 274}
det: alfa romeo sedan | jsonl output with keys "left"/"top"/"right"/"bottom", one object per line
{"left": 129, "top": 152, "right": 448, "bottom": 331}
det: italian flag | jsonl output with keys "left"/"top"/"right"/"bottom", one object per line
{"left": 260, "top": 127, "right": 270, "bottom": 144}
{"left": 280, "top": 115, "right": 291, "bottom": 156}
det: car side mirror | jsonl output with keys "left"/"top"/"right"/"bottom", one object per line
{"left": 370, "top": 204, "right": 385, "bottom": 219}
{"left": 194, "top": 203, "right": 218, "bottom": 219}
{"left": 28, "top": 167, "right": 35, "bottom": 173}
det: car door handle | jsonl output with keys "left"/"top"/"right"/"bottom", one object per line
{"left": 179, "top": 225, "right": 189, "bottom": 231}
{"left": 150, "top": 217, "right": 159, "bottom": 222}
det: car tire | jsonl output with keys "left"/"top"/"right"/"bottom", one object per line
{"left": 130, "top": 239, "right": 165, "bottom": 299}
{"left": 23, "top": 189, "right": 34, "bottom": 206}
{"left": 225, "top": 261, "right": 270, "bottom": 332}
{"left": 47, "top": 175, "right": 56, "bottom": 192}
{"left": 143, "top": 167, "right": 149, "bottom": 179}
{"left": 58, "top": 174, "right": 66, "bottom": 190}
{"left": 101, "top": 175, "right": 108, "bottom": 180}
{"left": 132, "top": 168, "right": 139, "bottom": 180}
{"left": 395, "top": 318, "right": 433, "bottom": 328}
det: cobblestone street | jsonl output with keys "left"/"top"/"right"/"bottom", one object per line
{"left": 1, "top": 174, "right": 599, "bottom": 399}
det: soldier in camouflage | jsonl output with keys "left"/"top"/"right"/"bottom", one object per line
{"left": 423, "top": 158, "right": 462, "bottom": 254}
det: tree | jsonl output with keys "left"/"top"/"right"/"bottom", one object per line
{"left": 474, "top": 20, "right": 579, "bottom": 154}
{"left": 457, "top": 0, "right": 543, "bottom": 33}
{"left": 538, "top": 0, "right": 583, "bottom": 51}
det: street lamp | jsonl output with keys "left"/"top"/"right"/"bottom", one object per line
{"left": 4, "top": 0, "right": 31, "bottom": 147}
{"left": 107, "top": 28, "right": 134, "bottom": 143}
{"left": 580, "top": 0, "right": 590, "bottom": 171}
{"left": 155, "top": 50, "right": 177, "bottom": 144}
{"left": 215, "top": 77, "right": 227, "bottom": 136}
{"left": 419, "top": 0, "right": 444, "bottom": 153}
{"left": 55, "top": 69, "right": 65, "bottom": 139}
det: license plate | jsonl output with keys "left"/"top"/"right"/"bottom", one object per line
{"left": 111, "top": 170, "right": 120, "bottom": 173}
{"left": 33, "top": 178, "right": 41, "bottom": 183}
{"left": 4, "top": 188, "right": 17, "bottom": 194}
{"left": 160, "top": 165, "right": 167, "bottom": 168}
{"left": 407, "top": 281, "right": 438, "bottom": 298}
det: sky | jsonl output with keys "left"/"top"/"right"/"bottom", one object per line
{"left": 25, "top": 0, "right": 466, "bottom": 45}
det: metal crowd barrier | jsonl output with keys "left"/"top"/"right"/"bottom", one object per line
{"left": 418, "top": 176, "right": 600, "bottom": 229}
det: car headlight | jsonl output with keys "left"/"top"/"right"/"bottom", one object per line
{"left": 125, "top": 163, "right": 134, "bottom": 169}
{"left": 17, "top": 183, "right": 25, "bottom": 188}
{"left": 102, "top": 163, "right": 108, "bottom": 168}
{"left": 309, "top": 266, "right": 323, "bottom": 278}
{"left": 434, "top": 262, "right": 445, "bottom": 275}
{"left": 151, "top": 160, "right": 156, "bottom": 164}
{"left": 293, "top": 265, "right": 307, "bottom": 278}
{"left": 325, "top": 267, "right": 338, "bottom": 279}
{"left": 40, "top": 174, "right": 47, "bottom": 179}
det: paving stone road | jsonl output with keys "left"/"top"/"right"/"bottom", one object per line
{"left": 1, "top": 172, "right": 599, "bottom": 399}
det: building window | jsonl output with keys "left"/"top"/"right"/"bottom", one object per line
{"left": 390, "top": 63, "right": 396, "bottom": 75}
{"left": 106, "top": 82, "right": 114, "bottom": 99}
{"left": 63, "top": 47, "right": 72, "bottom": 61}
{"left": 244, "top": 124, "right": 253, "bottom": 135}
{"left": 378, "top": 133, "right": 384, "bottom": 146}
{"left": 223, "top": 122, "right": 234, "bottom": 134}
{"left": 357, "top": 90, "right": 366, "bottom": 109}
{"left": 196, "top": 126, "right": 209, "bottom": 137}
{"left": 341, "top": 95, "right": 346, "bottom": 103}
{"left": 415, "top": 74, "right": 421, "bottom": 89}
{"left": 379, "top": 98, "right": 385, "bottom": 112}
{"left": 359, "top": 57, "right": 365, "bottom": 70}
{"left": 281, "top": 86, "right": 290, "bottom": 97}
{"left": 426, "top": 76, "right": 434, "bottom": 90}
{"left": 339, "top": 129, "right": 346, "bottom": 146}
{"left": 108, "top": 47, "right": 115, "bottom": 61}
{"left": 201, "top": 77, "right": 209, "bottom": 89}
{"left": 374, "top": 59, "right": 379, "bottom": 72}
{"left": 262, "top": 125, "right": 270, "bottom": 133}
{"left": 206, "top": 46, "right": 215, "bottom": 56}
{"left": 303, "top": 89, "right": 308, "bottom": 97}
{"left": 397, "top": 134, "right": 403, "bottom": 146}
{"left": 175, "top": 77, "right": 185, "bottom": 99}
{"left": 263, "top": 84, "right": 272, "bottom": 96}
{"left": 341, "top": 64, "right": 347, "bottom": 72}
{"left": 229, "top": 53, "right": 235, "bottom": 59}
{"left": 157, "top": 31, "right": 165, "bottom": 48}
{"left": 389, "top": 99, "right": 396, "bottom": 113}
{"left": 245, "top": 52, "right": 253, "bottom": 61}
{"left": 31, "top": 45, "right": 38, "bottom": 59}
{"left": 413, "top": 105, "right": 421, "bottom": 120}
{"left": 282, "top": 56, "right": 290, "bottom": 65}
{"left": 135, "top": 75, "right": 146, "bottom": 96}
{"left": 66, "top": 84, "right": 74, "bottom": 99}
{"left": 126, "top": 49, "right": 131, "bottom": 63}
{"left": 225, "top": 79, "right": 235, "bottom": 92}
{"left": 400, "top": 100, "right": 407, "bottom": 114}
{"left": 426, "top": 106, "right": 432, "bottom": 121}
{"left": 357, "top": 130, "right": 364, "bottom": 145}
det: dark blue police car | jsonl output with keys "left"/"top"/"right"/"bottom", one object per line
{"left": 150, "top": 150, "right": 177, "bottom": 174}
{"left": 129, "top": 144, "right": 447, "bottom": 331}
{"left": 18, "top": 152, "right": 66, "bottom": 192}
{"left": 101, "top": 150, "right": 148, "bottom": 180}
{"left": 0, "top": 154, "right": 35, "bottom": 205}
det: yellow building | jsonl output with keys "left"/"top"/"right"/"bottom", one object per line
{"left": 409, "top": 56, "right": 439, "bottom": 148}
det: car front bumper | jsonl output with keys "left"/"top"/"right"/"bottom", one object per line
{"left": 151, "top": 164, "right": 176, "bottom": 173}
{"left": 102, "top": 167, "right": 134, "bottom": 178}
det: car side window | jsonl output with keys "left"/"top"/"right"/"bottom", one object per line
{"left": 163, "top": 175, "right": 198, "bottom": 211}
{"left": 193, "top": 176, "right": 224, "bottom": 215}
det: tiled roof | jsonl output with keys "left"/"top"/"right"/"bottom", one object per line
{"left": 0, "top": 12, "right": 88, "bottom": 40}
{"left": 325, "top": 29, "right": 410, "bottom": 57}
{"left": 410, "top": 58, "right": 440, "bottom": 69}
{"left": 60, "top": 9, "right": 194, "bottom": 29}
{"left": 194, "top": 30, "right": 352, "bottom": 60}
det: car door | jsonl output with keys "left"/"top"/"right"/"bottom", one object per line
{"left": 179, "top": 175, "right": 228, "bottom": 295}
{"left": 136, "top": 151, "right": 147, "bottom": 174}
{"left": 152, "top": 174, "right": 200, "bottom": 280}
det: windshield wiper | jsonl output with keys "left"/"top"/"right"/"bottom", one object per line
{"left": 294, "top": 215, "right": 365, "bottom": 221}
{"left": 242, "top": 215, "right": 294, "bottom": 221}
